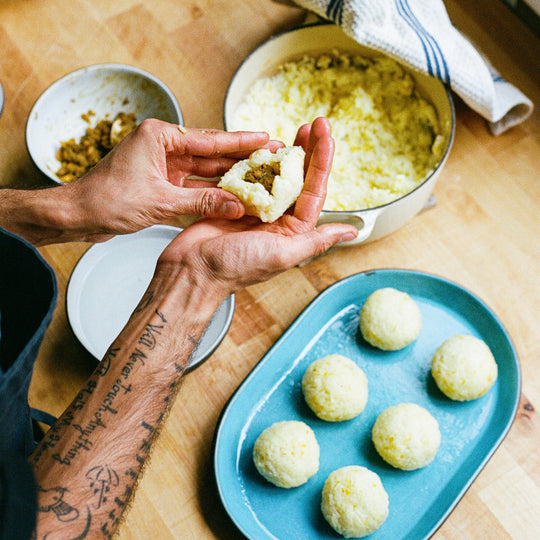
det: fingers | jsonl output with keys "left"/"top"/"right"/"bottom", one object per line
{"left": 169, "top": 186, "right": 246, "bottom": 219}
{"left": 143, "top": 118, "right": 335, "bottom": 228}
{"left": 168, "top": 138, "right": 286, "bottom": 182}
{"left": 315, "top": 223, "right": 358, "bottom": 245}
{"left": 293, "top": 123, "right": 311, "bottom": 153}
{"left": 268, "top": 223, "right": 359, "bottom": 269}
{"left": 293, "top": 118, "right": 334, "bottom": 225}
{"left": 305, "top": 117, "right": 332, "bottom": 172}
{"left": 171, "top": 156, "right": 247, "bottom": 180}
{"left": 159, "top": 122, "right": 271, "bottom": 158}
{"left": 294, "top": 117, "right": 331, "bottom": 171}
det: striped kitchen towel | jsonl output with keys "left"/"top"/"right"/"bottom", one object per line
{"left": 292, "top": 0, "right": 533, "bottom": 134}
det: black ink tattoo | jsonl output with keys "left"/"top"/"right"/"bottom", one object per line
{"left": 141, "top": 421, "right": 155, "bottom": 434}
{"left": 134, "top": 290, "right": 154, "bottom": 313}
{"left": 127, "top": 347, "right": 147, "bottom": 367}
{"left": 52, "top": 437, "right": 93, "bottom": 466}
{"left": 31, "top": 297, "right": 179, "bottom": 526}
{"left": 174, "top": 362, "right": 184, "bottom": 373}
{"left": 36, "top": 485, "right": 92, "bottom": 539}
{"left": 51, "top": 378, "right": 133, "bottom": 465}
{"left": 86, "top": 464, "right": 119, "bottom": 509}
{"left": 97, "top": 348, "right": 119, "bottom": 376}
{"left": 138, "top": 322, "right": 164, "bottom": 350}
{"left": 38, "top": 486, "right": 79, "bottom": 522}
{"left": 72, "top": 380, "right": 98, "bottom": 410}
{"left": 125, "top": 468, "right": 137, "bottom": 479}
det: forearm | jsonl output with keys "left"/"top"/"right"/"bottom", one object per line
{"left": 29, "top": 265, "right": 226, "bottom": 539}
{"left": 0, "top": 186, "right": 89, "bottom": 246}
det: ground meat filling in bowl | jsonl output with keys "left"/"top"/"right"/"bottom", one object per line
{"left": 56, "top": 111, "right": 137, "bottom": 183}
{"left": 243, "top": 162, "right": 280, "bottom": 194}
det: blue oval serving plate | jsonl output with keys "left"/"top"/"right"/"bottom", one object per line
{"left": 214, "top": 269, "right": 520, "bottom": 540}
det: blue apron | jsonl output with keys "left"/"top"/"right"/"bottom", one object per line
{"left": 0, "top": 227, "right": 58, "bottom": 539}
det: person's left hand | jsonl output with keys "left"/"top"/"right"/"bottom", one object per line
{"left": 66, "top": 120, "right": 276, "bottom": 242}
{"left": 152, "top": 118, "right": 358, "bottom": 297}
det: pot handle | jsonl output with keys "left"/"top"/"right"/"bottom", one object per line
{"left": 317, "top": 210, "right": 379, "bottom": 245}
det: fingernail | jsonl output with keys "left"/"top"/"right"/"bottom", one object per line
{"left": 220, "top": 201, "right": 242, "bottom": 218}
{"left": 339, "top": 231, "right": 357, "bottom": 242}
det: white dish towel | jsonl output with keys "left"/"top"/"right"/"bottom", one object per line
{"left": 292, "top": 0, "right": 534, "bottom": 135}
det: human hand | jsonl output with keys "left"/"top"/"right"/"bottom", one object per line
{"left": 66, "top": 120, "right": 275, "bottom": 242}
{"left": 154, "top": 118, "right": 358, "bottom": 296}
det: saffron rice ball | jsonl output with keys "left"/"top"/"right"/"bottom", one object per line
{"left": 359, "top": 288, "right": 422, "bottom": 351}
{"left": 252, "top": 420, "right": 320, "bottom": 488}
{"left": 218, "top": 145, "right": 305, "bottom": 222}
{"left": 431, "top": 334, "right": 498, "bottom": 401}
{"left": 302, "top": 354, "right": 368, "bottom": 422}
{"left": 372, "top": 403, "right": 441, "bottom": 471}
{"left": 321, "top": 465, "right": 389, "bottom": 538}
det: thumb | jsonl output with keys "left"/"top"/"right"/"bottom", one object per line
{"left": 304, "top": 224, "right": 358, "bottom": 258}
{"left": 169, "top": 187, "right": 245, "bottom": 219}
{"left": 280, "top": 224, "right": 359, "bottom": 267}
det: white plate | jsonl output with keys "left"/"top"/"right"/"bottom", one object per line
{"left": 66, "top": 225, "right": 234, "bottom": 370}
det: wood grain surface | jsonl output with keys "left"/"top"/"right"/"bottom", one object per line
{"left": 1, "top": 0, "right": 539, "bottom": 538}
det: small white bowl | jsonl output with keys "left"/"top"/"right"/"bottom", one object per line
{"left": 26, "top": 63, "right": 183, "bottom": 184}
{"left": 66, "top": 225, "right": 235, "bottom": 371}
{"left": 224, "top": 23, "right": 454, "bottom": 244}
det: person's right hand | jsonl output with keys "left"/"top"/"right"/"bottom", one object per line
{"left": 66, "top": 120, "right": 277, "bottom": 243}
{"left": 153, "top": 118, "right": 358, "bottom": 298}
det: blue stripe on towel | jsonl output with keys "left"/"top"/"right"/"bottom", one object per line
{"left": 401, "top": 0, "right": 450, "bottom": 83}
{"left": 326, "top": 0, "right": 344, "bottom": 25}
{"left": 395, "top": 0, "right": 451, "bottom": 84}
{"left": 395, "top": 0, "right": 434, "bottom": 76}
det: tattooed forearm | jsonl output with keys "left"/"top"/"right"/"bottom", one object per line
{"left": 31, "top": 285, "right": 216, "bottom": 539}
{"left": 32, "top": 310, "right": 167, "bottom": 467}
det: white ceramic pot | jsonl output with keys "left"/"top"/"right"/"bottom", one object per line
{"left": 224, "top": 23, "right": 455, "bottom": 244}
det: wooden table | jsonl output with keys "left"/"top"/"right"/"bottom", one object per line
{"left": 1, "top": 0, "right": 539, "bottom": 538}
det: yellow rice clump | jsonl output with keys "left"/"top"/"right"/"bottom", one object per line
{"left": 230, "top": 51, "right": 447, "bottom": 211}
{"left": 431, "top": 334, "right": 498, "bottom": 401}
{"left": 372, "top": 403, "right": 441, "bottom": 471}
{"left": 218, "top": 145, "right": 305, "bottom": 222}
{"left": 359, "top": 288, "right": 422, "bottom": 351}
{"left": 321, "top": 465, "right": 389, "bottom": 538}
{"left": 302, "top": 354, "right": 368, "bottom": 421}
{"left": 252, "top": 420, "right": 320, "bottom": 488}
